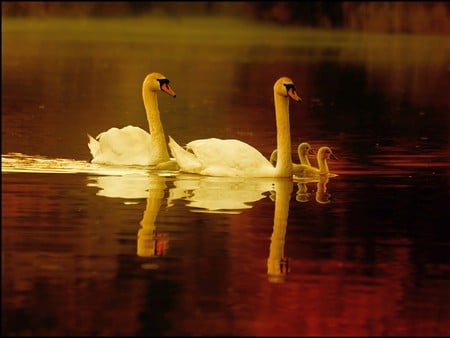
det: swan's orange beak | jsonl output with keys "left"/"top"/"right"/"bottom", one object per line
{"left": 288, "top": 88, "right": 302, "bottom": 102}
{"left": 161, "top": 83, "right": 177, "bottom": 98}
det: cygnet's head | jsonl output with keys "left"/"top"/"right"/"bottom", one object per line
{"left": 318, "top": 146, "right": 335, "bottom": 160}
{"left": 298, "top": 142, "right": 314, "bottom": 156}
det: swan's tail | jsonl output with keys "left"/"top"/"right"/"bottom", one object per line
{"left": 87, "top": 133, "right": 100, "bottom": 159}
{"left": 168, "top": 136, "right": 203, "bottom": 173}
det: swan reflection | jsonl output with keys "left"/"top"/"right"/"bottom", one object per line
{"left": 267, "top": 179, "right": 293, "bottom": 283}
{"left": 267, "top": 174, "right": 333, "bottom": 283}
{"left": 315, "top": 174, "right": 331, "bottom": 204}
{"left": 295, "top": 181, "right": 312, "bottom": 202}
{"left": 87, "top": 174, "right": 155, "bottom": 200}
{"left": 87, "top": 171, "right": 335, "bottom": 276}
{"left": 87, "top": 173, "right": 170, "bottom": 259}
{"left": 170, "top": 174, "right": 335, "bottom": 283}
{"left": 294, "top": 174, "right": 332, "bottom": 204}
{"left": 136, "top": 175, "right": 169, "bottom": 258}
{"left": 167, "top": 174, "right": 276, "bottom": 214}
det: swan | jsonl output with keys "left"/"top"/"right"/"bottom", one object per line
{"left": 87, "top": 72, "right": 177, "bottom": 167}
{"left": 271, "top": 143, "right": 336, "bottom": 178}
{"left": 168, "top": 76, "right": 302, "bottom": 177}
{"left": 296, "top": 146, "right": 336, "bottom": 178}
{"left": 270, "top": 141, "right": 315, "bottom": 171}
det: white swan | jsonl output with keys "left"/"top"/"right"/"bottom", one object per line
{"left": 270, "top": 141, "right": 315, "bottom": 170}
{"left": 168, "top": 77, "right": 302, "bottom": 177}
{"left": 87, "top": 72, "right": 176, "bottom": 167}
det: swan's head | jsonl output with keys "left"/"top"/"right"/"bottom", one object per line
{"left": 274, "top": 77, "right": 302, "bottom": 102}
{"left": 144, "top": 72, "right": 177, "bottom": 98}
{"left": 318, "top": 146, "right": 337, "bottom": 160}
{"left": 298, "top": 142, "right": 315, "bottom": 156}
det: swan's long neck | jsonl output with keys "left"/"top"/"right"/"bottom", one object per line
{"left": 143, "top": 87, "right": 170, "bottom": 161}
{"left": 274, "top": 93, "right": 293, "bottom": 177}
{"left": 317, "top": 154, "right": 329, "bottom": 174}
{"left": 299, "top": 151, "right": 311, "bottom": 166}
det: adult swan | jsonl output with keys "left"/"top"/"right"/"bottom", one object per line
{"left": 88, "top": 72, "right": 176, "bottom": 167}
{"left": 168, "top": 77, "right": 302, "bottom": 177}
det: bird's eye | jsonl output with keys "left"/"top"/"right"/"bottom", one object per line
{"left": 284, "top": 84, "right": 296, "bottom": 92}
{"left": 157, "top": 78, "right": 170, "bottom": 88}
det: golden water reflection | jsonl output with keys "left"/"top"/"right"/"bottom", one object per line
{"left": 2, "top": 16, "right": 449, "bottom": 335}
{"left": 3, "top": 157, "right": 448, "bottom": 335}
{"left": 87, "top": 171, "right": 337, "bottom": 284}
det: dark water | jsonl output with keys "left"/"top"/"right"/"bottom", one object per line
{"left": 2, "top": 17, "right": 449, "bottom": 336}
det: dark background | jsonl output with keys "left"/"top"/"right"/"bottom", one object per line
{"left": 3, "top": 1, "right": 449, "bottom": 35}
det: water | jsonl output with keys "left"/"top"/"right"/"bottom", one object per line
{"left": 2, "top": 17, "right": 449, "bottom": 336}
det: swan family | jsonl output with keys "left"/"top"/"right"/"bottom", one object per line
{"left": 88, "top": 72, "right": 336, "bottom": 179}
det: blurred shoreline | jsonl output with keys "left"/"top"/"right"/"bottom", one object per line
{"left": 2, "top": 1, "right": 449, "bottom": 36}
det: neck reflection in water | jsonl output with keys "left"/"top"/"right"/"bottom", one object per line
{"left": 87, "top": 171, "right": 336, "bottom": 281}
{"left": 87, "top": 173, "right": 170, "bottom": 261}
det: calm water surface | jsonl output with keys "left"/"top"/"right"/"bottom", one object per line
{"left": 2, "top": 17, "right": 449, "bottom": 336}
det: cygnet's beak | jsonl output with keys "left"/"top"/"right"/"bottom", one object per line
{"left": 288, "top": 88, "right": 302, "bottom": 102}
{"left": 161, "top": 83, "right": 177, "bottom": 98}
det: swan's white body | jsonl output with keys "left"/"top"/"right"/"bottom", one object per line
{"left": 88, "top": 72, "right": 176, "bottom": 167}
{"left": 168, "top": 77, "right": 302, "bottom": 177}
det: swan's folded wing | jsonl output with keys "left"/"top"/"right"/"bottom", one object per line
{"left": 87, "top": 134, "right": 100, "bottom": 158}
{"left": 89, "top": 126, "right": 154, "bottom": 165}
{"left": 168, "top": 136, "right": 203, "bottom": 173}
{"left": 187, "top": 138, "right": 271, "bottom": 170}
